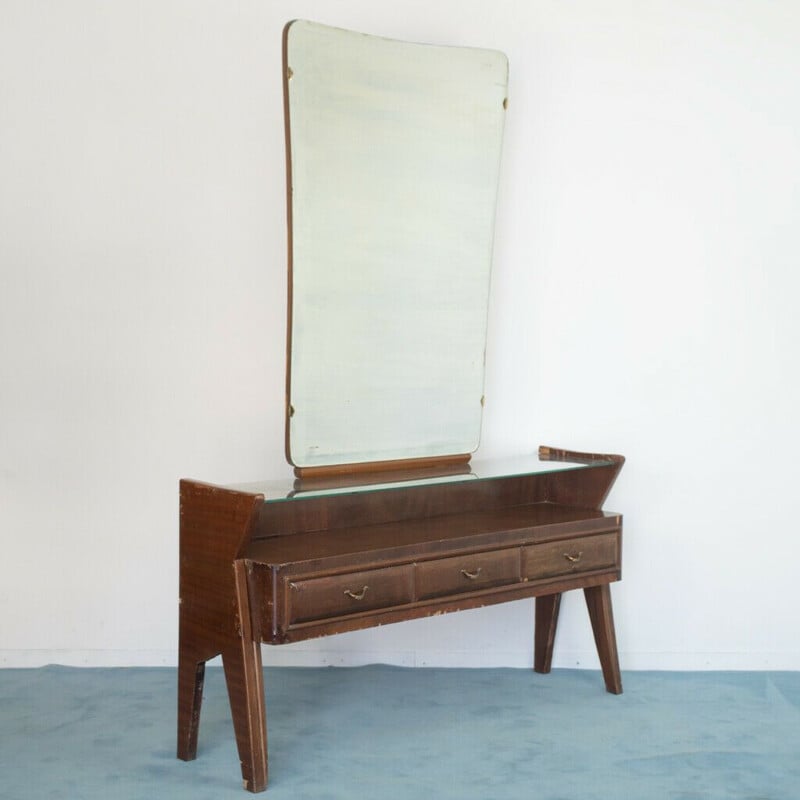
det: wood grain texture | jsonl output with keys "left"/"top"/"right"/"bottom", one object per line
{"left": 176, "top": 657, "right": 205, "bottom": 761}
{"left": 534, "top": 593, "right": 562, "bottom": 674}
{"left": 293, "top": 453, "right": 470, "bottom": 478}
{"left": 177, "top": 481, "right": 264, "bottom": 789}
{"left": 415, "top": 547, "right": 521, "bottom": 600}
{"left": 256, "top": 568, "right": 618, "bottom": 645}
{"left": 522, "top": 533, "right": 618, "bottom": 581}
{"left": 221, "top": 561, "right": 268, "bottom": 792}
{"left": 253, "top": 462, "right": 622, "bottom": 539}
{"left": 538, "top": 446, "right": 624, "bottom": 510}
{"left": 178, "top": 448, "right": 625, "bottom": 791}
{"left": 584, "top": 583, "right": 623, "bottom": 694}
{"left": 247, "top": 503, "right": 617, "bottom": 569}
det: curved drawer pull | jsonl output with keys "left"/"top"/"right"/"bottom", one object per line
{"left": 343, "top": 585, "right": 369, "bottom": 601}
{"left": 461, "top": 568, "right": 482, "bottom": 580}
{"left": 563, "top": 552, "right": 583, "bottom": 564}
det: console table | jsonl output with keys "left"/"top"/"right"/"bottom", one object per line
{"left": 177, "top": 446, "right": 624, "bottom": 792}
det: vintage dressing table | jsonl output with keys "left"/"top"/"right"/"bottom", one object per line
{"left": 177, "top": 21, "right": 625, "bottom": 793}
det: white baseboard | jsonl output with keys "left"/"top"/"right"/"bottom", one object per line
{"left": 0, "top": 650, "right": 179, "bottom": 668}
{"left": 609, "top": 650, "right": 800, "bottom": 671}
{"left": 2, "top": 648, "right": 799, "bottom": 670}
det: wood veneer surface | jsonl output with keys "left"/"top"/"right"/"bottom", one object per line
{"left": 246, "top": 502, "right": 618, "bottom": 569}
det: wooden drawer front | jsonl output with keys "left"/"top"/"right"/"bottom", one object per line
{"left": 416, "top": 548, "right": 520, "bottom": 600}
{"left": 523, "top": 533, "right": 618, "bottom": 581}
{"left": 287, "top": 565, "right": 413, "bottom": 625}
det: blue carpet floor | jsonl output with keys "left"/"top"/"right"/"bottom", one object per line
{"left": 0, "top": 666, "right": 798, "bottom": 799}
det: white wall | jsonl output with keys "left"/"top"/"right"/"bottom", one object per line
{"left": 2, "top": 0, "right": 798, "bottom": 670}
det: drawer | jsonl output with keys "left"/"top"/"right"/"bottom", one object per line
{"left": 522, "top": 533, "right": 618, "bottom": 581}
{"left": 415, "top": 548, "right": 520, "bottom": 600}
{"left": 287, "top": 565, "right": 414, "bottom": 625}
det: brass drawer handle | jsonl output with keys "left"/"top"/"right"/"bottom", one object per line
{"left": 563, "top": 552, "right": 583, "bottom": 564}
{"left": 343, "top": 585, "right": 369, "bottom": 601}
{"left": 461, "top": 568, "right": 482, "bottom": 580}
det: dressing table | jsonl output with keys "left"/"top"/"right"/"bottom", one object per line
{"left": 177, "top": 21, "right": 625, "bottom": 793}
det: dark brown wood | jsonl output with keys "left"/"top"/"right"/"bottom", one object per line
{"left": 415, "top": 547, "right": 520, "bottom": 600}
{"left": 253, "top": 460, "right": 622, "bottom": 540}
{"left": 293, "top": 453, "right": 471, "bottom": 478}
{"left": 176, "top": 657, "right": 205, "bottom": 761}
{"left": 221, "top": 561, "right": 268, "bottom": 792}
{"left": 522, "top": 533, "right": 618, "bottom": 581}
{"left": 292, "top": 460, "right": 473, "bottom": 492}
{"left": 177, "top": 481, "right": 263, "bottom": 774}
{"left": 288, "top": 564, "right": 414, "bottom": 624}
{"left": 248, "top": 503, "right": 618, "bottom": 570}
{"left": 282, "top": 20, "right": 296, "bottom": 470}
{"left": 539, "top": 445, "right": 624, "bottom": 509}
{"left": 584, "top": 583, "right": 623, "bottom": 694}
{"left": 534, "top": 593, "right": 562, "bottom": 673}
{"left": 178, "top": 448, "right": 624, "bottom": 792}
{"left": 260, "top": 570, "right": 616, "bottom": 644}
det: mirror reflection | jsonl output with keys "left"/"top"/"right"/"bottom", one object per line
{"left": 285, "top": 21, "right": 508, "bottom": 469}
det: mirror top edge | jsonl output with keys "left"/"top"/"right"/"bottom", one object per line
{"left": 284, "top": 18, "right": 509, "bottom": 68}
{"left": 226, "top": 453, "right": 617, "bottom": 503}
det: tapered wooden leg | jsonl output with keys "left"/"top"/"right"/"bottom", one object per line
{"left": 222, "top": 637, "right": 267, "bottom": 793}
{"left": 177, "top": 654, "right": 206, "bottom": 760}
{"left": 584, "top": 584, "right": 622, "bottom": 694}
{"left": 534, "top": 593, "right": 562, "bottom": 673}
{"left": 221, "top": 560, "right": 268, "bottom": 792}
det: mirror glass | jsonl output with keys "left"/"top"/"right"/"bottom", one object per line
{"left": 285, "top": 20, "right": 508, "bottom": 469}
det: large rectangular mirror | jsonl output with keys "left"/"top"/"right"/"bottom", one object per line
{"left": 284, "top": 20, "right": 508, "bottom": 471}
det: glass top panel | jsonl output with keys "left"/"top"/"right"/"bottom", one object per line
{"left": 227, "top": 452, "right": 614, "bottom": 503}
